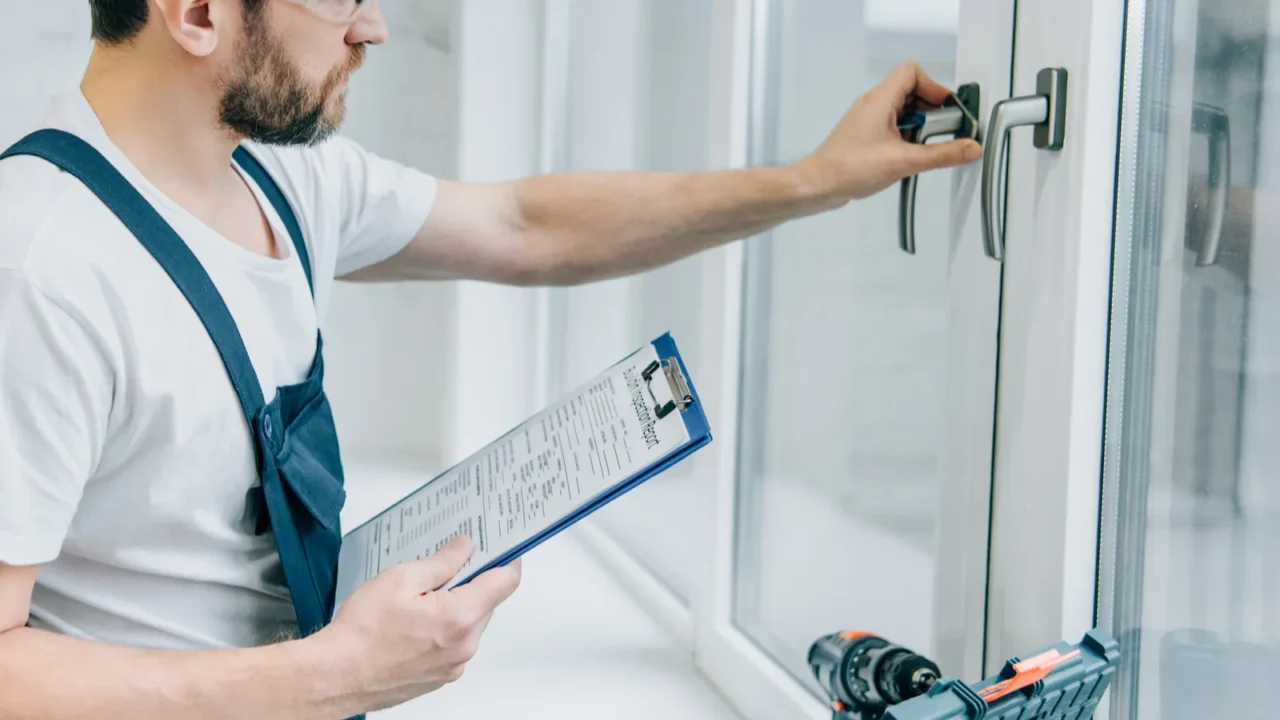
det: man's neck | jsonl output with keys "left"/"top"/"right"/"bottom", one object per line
{"left": 77, "top": 42, "right": 284, "bottom": 260}
{"left": 79, "top": 43, "right": 243, "bottom": 196}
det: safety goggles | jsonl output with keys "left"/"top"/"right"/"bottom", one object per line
{"left": 284, "top": 0, "right": 371, "bottom": 25}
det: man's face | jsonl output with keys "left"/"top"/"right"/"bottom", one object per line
{"left": 217, "top": 3, "right": 370, "bottom": 146}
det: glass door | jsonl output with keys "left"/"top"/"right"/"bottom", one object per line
{"left": 1098, "top": 0, "right": 1280, "bottom": 717}
{"left": 536, "top": 1, "right": 1204, "bottom": 718}
{"left": 980, "top": 0, "right": 1278, "bottom": 713}
{"left": 734, "top": 0, "right": 975, "bottom": 677}
{"left": 696, "top": 2, "right": 1018, "bottom": 717}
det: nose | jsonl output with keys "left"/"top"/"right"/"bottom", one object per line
{"left": 347, "top": 0, "right": 388, "bottom": 45}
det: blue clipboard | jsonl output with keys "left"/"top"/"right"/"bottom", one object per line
{"left": 451, "top": 331, "right": 712, "bottom": 587}
{"left": 334, "top": 332, "right": 712, "bottom": 601}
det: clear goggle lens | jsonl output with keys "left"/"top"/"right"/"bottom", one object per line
{"left": 293, "top": 0, "right": 368, "bottom": 23}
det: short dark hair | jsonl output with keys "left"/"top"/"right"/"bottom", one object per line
{"left": 88, "top": 0, "right": 150, "bottom": 45}
{"left": 88, "top": 0, "right": 266, "bottom": 45}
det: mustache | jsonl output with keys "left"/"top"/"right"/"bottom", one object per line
{"left": 319, "top": 43, "right": 366, "bottom": 97}
{"left": 345, "top": 43, "right": 367, "bottom": 75}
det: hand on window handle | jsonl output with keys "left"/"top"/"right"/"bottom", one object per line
{"left": 796, "top": 61, "right": 983, "bottom": 204}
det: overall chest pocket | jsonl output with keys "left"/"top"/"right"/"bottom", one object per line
{"left": 254, "top": 364, "right": 348, "bottom": 635}
{"left": 270, "top": 384, "right": 347, "bottom": 529}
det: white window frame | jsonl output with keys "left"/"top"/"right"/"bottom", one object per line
{"left": 531, "top": 0, "right": 1133, "bottom": 718}
{"left": 537, "top": 0, "right": 1005, "bottom": 715}
{"left": 689, "top": 3, "right": 1018, "bottom": 718}
{"left": 982, "top": 0, "right": 1126, "bottom": 672}
{"left": 687, "top": 2, "right": 829, "bottom": 713}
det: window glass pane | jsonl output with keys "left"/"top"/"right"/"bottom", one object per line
{"left": 553, "top": 0, "right": 716, "bottom": 603}
{"left": 732, "top": 0, "right": 959, "bottom": 694}
{"left": 1103, "top": 2, "right": 1280, "bottom": 718}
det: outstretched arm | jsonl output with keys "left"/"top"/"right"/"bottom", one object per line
{"left": 349, "top": 62, "right": 982, "bottom": 286}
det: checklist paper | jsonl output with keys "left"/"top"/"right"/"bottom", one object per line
{"left": 336, "top": 343, "right": 693, "bottom": 599}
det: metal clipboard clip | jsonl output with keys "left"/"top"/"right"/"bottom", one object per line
{"left": 641, "top": 358, "right": 694, "bottom": 420}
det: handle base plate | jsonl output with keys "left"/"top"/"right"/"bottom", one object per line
{"left": 1033, "top": 67, "right": 1068, "bottom": 150}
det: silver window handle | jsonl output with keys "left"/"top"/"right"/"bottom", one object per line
{"left": 980, "top": 68, "right": 1069, "bottom": 262}
{"left": 1147, "top": 101, "right": 1231, "bottom": 267}
{"left": 898, "top": 83, "right": 981, "bottom": 254}
{"left": 1191, "top": 102, "right": 1230, "bottom": 267}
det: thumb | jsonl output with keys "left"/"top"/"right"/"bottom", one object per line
{"left": 406, "top": 535, "right": 475, "bottom": 593}
{"left": 902, "top": 138, "right": 983, "bottom": 174}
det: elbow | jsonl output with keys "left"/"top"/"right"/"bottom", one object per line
{"left": 502, "top": 230, "right": 601, "bottom": 287}
{"left": 503, "top": 183, "right": 603, "bottom": 286}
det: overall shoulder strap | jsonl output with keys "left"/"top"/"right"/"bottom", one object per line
{"left": 1, "top": 128, "right": 266, "bottom": 424}
{"left": 232, "top": 147, "right": 314, "bottom": 295}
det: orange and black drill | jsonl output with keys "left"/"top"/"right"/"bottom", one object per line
{"left": 808, "top": 631, "right": 942, "bottom": 720}
{"left": 809, "top": 628, "right": 1122, "bottom": 720}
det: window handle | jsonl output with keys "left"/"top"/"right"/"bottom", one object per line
{"left": 1191, "top": 102, "right": 1230, "bottom": 267}
{"left": 897, "top": 83, "right": 981, "bottom": 254}
{"left": 1148, "top": 101, "right": 1231, "bottom": 267}
{"left": 980, "top": 68, "right": 1069, "bottom": 262}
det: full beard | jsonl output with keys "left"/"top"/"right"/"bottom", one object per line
{"left": 218, "top": 21, "right": 365, "bottom": 146}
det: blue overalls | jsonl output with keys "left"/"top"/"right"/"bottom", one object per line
{"left": 2, "top": 130, "right": 349, "bottom": 644}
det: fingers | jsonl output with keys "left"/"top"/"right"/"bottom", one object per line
{"left": 879, "top": 61, "right": 952, "bottom": 108}
{"left": 448, "top": 558, "right": 522, "bottom": 613}
{"left": 901, "top": 138, "right": 984, "bottom": 174}
{"left": 437, "top": 560, "right": 518, "bottom": 646}
{"left": 405, "top": 536, "right": 474, "bottom": 593}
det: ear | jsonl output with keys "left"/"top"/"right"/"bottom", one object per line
{"left": 151, "top": 0, "right": 224, "bottom": 57}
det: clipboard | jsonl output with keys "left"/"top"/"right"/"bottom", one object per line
{"left": 334, "top": 332, "right": 712, "bottom": 604}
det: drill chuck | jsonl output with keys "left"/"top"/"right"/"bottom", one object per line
{"left": 809, "top": 632, "right": 942, "bottom": 720}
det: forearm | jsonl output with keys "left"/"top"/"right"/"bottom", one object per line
{"left": 0, "top": 626, "right": 364, "bottom": 720}
{"left": 514, "top": 163, "right": 838, "bottom": 285}
{"left": 383, "top": 62, "right": 978, "bottom": 287}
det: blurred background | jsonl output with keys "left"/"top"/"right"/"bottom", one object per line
{"left": 3, "top": 1, "right": 1278, "bottom": 719}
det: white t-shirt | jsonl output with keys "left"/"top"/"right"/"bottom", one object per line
{"left": 0, "top": 92, "right": 438, "bottom": 650}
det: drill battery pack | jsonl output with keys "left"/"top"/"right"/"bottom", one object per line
{"left": 884, "top": 629, "right": 1121, "bottom": 720}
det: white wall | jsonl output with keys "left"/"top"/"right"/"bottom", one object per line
{"left": 324, "top": 0, "right": 459, "bottom": 473}
{"left": 448, "top": 0, "right": 545, "bottom": 461}
{"left": 555, "top": 0, "right": 649, "bottom": 396}
{"left": 1, "top": 3, "right": 92, "bottom": 144}
{"left": 552, "top": 0, "right": 720, "bottom": 601}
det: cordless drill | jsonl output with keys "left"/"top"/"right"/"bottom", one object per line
{"left": 810, "top": 629, "right": 1124, "bottom": 720}
{"left": 808, "top": 632, "right": 942, "bottom": 720}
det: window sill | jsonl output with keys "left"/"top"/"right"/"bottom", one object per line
{"left": 343, "top": 460, "right": 741, "bottom": 720}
